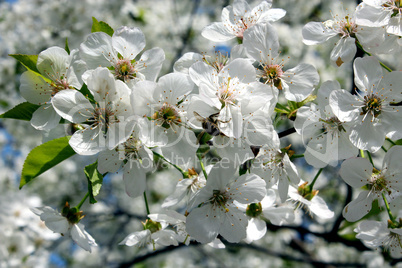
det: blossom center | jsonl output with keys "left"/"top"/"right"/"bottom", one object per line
{"left": 370, "top": 173, "right": 388, "bottom": 192}
{"left": 203, "top": 52, "right": 229, "bottom": 73}
{"left": 210, "top": 189, "right": 229, "bottom": 211}
{"left": 246, "top": 202, "right": 263, "bottom": 217}
{"left": 262, "top": 64, "right": 284, "bottom": 89}
{"left": 115, "top": 59, "right": 136, "bottom": 81}
{"left": 88, "top": 105, "right": 118, "bottom": 135}
{"left": 51, "top": 77, "right": 72, "bottom": 97}
{"left": 151, "top": 103, "right": 181, "bottom": 129}
{"left": 319, "top": 116, "right": 346, "bottom": 136}
{"left": 361, "top": 94, "right": 382, "bottom": 118}
{"left": 217, "top": 78, "right": 239, "bottom": 107}
{"left": 123, "top": 137, "right": 142, "bottom": 160}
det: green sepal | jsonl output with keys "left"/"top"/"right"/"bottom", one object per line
{"left": 91, "top": 17, "right": 114, "bottom": 37}
{"left": 84, "top": 161, "right": 104, "bottom": 204}
{"left": 20, "top": 136, "right": 76, "bottom": 188}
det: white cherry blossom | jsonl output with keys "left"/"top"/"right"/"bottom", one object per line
{"left": 30, "top": 206, "right": 97, "bottom": 252}
{"left": 340, "top": 145, "right": 402, "bottom": 222}
{"left": 20, "top": 46, "right": 86, "bottom": 130}
{"left": 186, "top": 163, "right": 266, "bottom": 244}
{"left": 80, "top": 26, "right": 164, "bottom": 86}
{"left": 329, "top": 56, "right": 402, "bottom": 152}
{"left": 52, "top": 67, "right": 135, "bottom": 155}
{"left": 201, "top": 0, "right": 286, "bottom": 42}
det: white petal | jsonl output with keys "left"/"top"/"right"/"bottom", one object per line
{"left": 51, "top": 89, "right": 93, "bottom": 123}
{"left": 186, "top": 205, "right": 221, "bottom": 244}
{"left": 329, "top": 89, "right": 361, "bottom": 122}
{"left": 112, "top": 26, "right": 145, "bottom": 60}
{"left": 136, "top": 47, "right": 165, "bottom": 82}
{"left": 69, "top": 127, "right": 104, "bottom": 155}
{"left": 230, "top": 173, "right": 266, "bottom": 203}
{"left": 97, "top": 149, "right": 122, "bottom": 174}
{"left": 310, "top": 195, "right": 334, "bottom": 219}
{"left": 160, "top": 128, "right": 197, "bottom": 167}
{"left": 173, "top": 52, "right": 204, "bottom": 74}
{"left": 243, "top": 23, "right": 279, "bottom": 62}
{"left": 189, "top": 61, "right": 216, "bottom": 87}
{"left": 340, "top": 157, "right": 372, "bottom": 188}
{"left": 201, "top": 22, "right": 235, "bottom": 42}
{"left": 349, "top": 118, "right": 385, "bottom": 152}
{"left": 330, "top": 37, "right": 357, "bottom": 67}
{"left": 80, "top": 32, "right": 116, "bottom": 69}
{"left": 343, "top": 191, "right": 375, "bottom": 222}
{"left": 70, "top": 224, "right": 95, "bottom": 252}
{"left": 219, "top": 207, "right": 248, "bottom": 243}
{"left": 355, "top": 3, "right": 390, "bottom": 26}
{"left": 154, "top": 73, "right": 194, "bottom": 105}
{"left": 20, "top": 71, "right": 53, "bottom": 105}
{"left": 31, "top": 104, "right": 60, "bottom": 131}
{"left": 245, "top": 217, "right": 266, "bottom": 243}
{"left": 282, "top": 63, "right": 319, "bottom": 102}
{"left": 37, "top": 46, "right": 69, "bottom": 82}
{"left": 123, "top": 161, "right": 147, "bottom": 198}
{"left": 119, "top": 229, "right": 151, "bottom": 246}
{"left": 302, "top": 21, "right": 337, "bottom": 45}
{"left": 221, "top": 58, "right": 256, "bottom": 84}
{"left": 353, "top": 56, "right": 383, "bottom": 92}
{"left": 262, "top": 207, "right": 295, "bottom": 225}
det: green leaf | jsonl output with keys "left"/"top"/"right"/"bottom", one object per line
{"left": 84, "top": 161, "right": 104, "bottom": 204}
{"left": 79, "top": 83, "right": 95, "bottom": 103}
{"left": 297, "top": 94, "right": 317, "bottom": 108}
{"left": 20, "top": 136, "right": 76, "bottom": 188}
{"left": 91, "top": 17, "right": 114, "bottom": 37}
{"left": 9, "top": 54, "right": 39, "bottom": 73}
{"left": 0, "top": 102, "right": 40, "bottom": 121}
{"left": 65, "top": 38, "right": 70, "bottom": 55}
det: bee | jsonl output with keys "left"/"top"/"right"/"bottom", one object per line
{"left": 193, "top": 111, "right": 230, "bottom": 144}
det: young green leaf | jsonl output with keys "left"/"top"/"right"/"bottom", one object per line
{"left": 84, "top": 161, "right": 104, "bottom": 204}
{"left": 9, "top": 54, "right": 40, "bottom": 73}
{"left": 91, "top": 17, "right": 114, "bottom": 37}
{"left": 65, "top": 37, "right": 70, "bottom": 54}
{"left": 0, "top": 102, "right": 40, "bottom": 121}
{"left": 20, "top": 136, "right": 76, "bottom": 188}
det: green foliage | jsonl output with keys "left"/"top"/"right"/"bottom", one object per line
{"left": 0, "top": 102, "right": 40, "bottom": 121}
{"left": 9, "top": 54, "right": 40, "bottom": 73}
{"left": 79, "top": 83, "right": 95, "bottom": 103}
{"left": 20, "top": 137, "right": 76, "bottom": 188}
{"left": 91, "top": 17, "right": 114, "bottom": 37}
{"left": 85, "top": 161, "right": 104, "bottom": 204}
{"left": 65, "top": 38, "right": 70, "bottom": 54}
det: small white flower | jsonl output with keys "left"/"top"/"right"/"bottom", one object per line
{"left": 355, "top": 0, "right": 402, "bottom": 36}
{"left": 340, "top": 145, "right": 402, "bottom": 222}
{"left": 288, "top": 183, "right": 334, "bottom": 220}
{"left": 30, "top": 206, "right": 97, "bottom": 252}
{"left": 201, "top": 0, "right": 286, "bottom": 42}
{"left": 329, "top": 56, "right": 402, "bottom": 152}
{"left": 244, "top": 23, "right": 319, "bottom": 102}
{"left": 80, "top": 26, "right": 164, "bottom": 86}
{"left": 52, "top": 67, "right": 135, "bottom": 155}
{"left": 20, "top": 46, "right": 86, "bottom": 130}
{"left": 186, "top": 163, "right": 266, "bottom": 244}
{"left": 294, "top": 80, "right": 358, "bottom": 168}
{"left": 251, "top": 141, "right": 300, "bottom": 203}
{"left": 355, "top": 220, "right": 402, "bottom": 258}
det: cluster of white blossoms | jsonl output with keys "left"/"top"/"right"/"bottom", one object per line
{"left": 3, "top": 0, "right": 402, "bottom": 262}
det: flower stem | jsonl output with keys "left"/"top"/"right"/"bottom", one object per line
{"left": 382, "top": 192, "right": 395, "bottom": 222}
{"left": 387, "top": 138, "right": 396, "bottom": 146}
{"left": 75, "top": 192, "right": 89, "bottom": 210}
{"left": 152, "top": 151, "right": 186, "bottom": 177}
{"left": 309, "top": 168, "right": 323, "bottom": 189}
{"left": 143, "top": 192, "right": 150, "bottom": 215}
{"left": 360, "top": 149, "right": 365, "bottom": 158}
{"left": 366, "top": 151, "right": 374, "bottom": 166}
{"left": 198, "top": 154, "right": 208, "bottom": 180}
{"left": 381, "top": 146, "right": 388, "bottom": 153}
{"left": 356, "top": 40, "right": 392, "bottom": 72}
